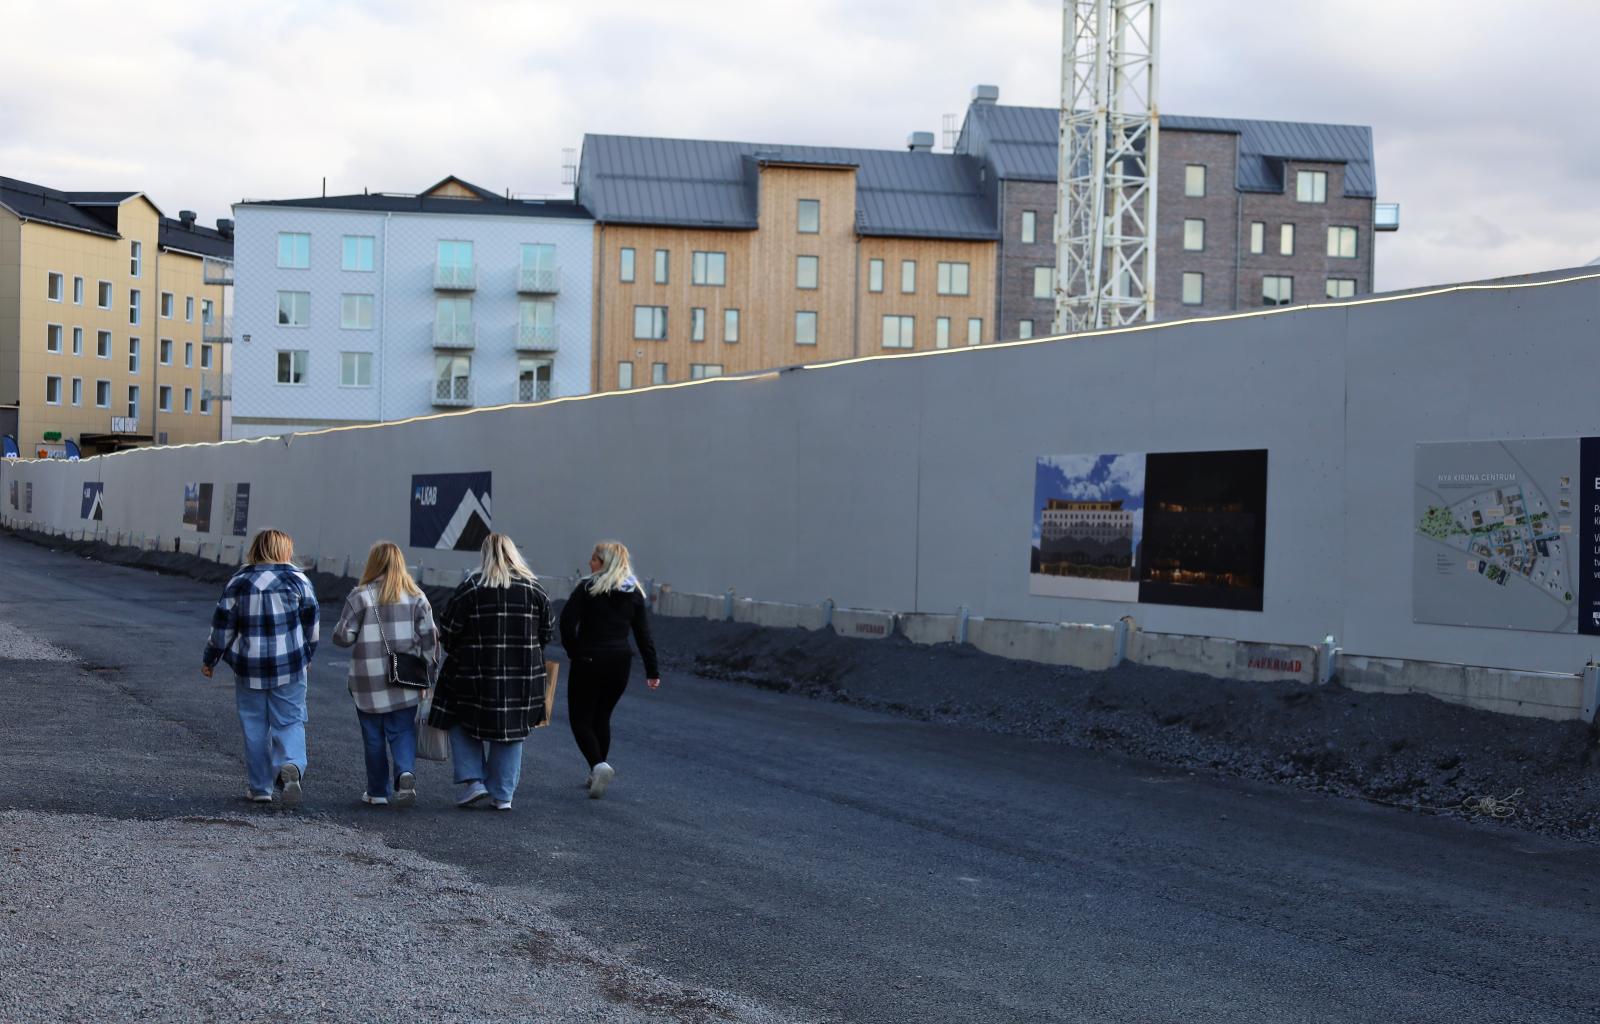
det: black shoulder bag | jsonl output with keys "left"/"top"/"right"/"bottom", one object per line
{"left": 376, "top": 603, "right": 432, "bottom": 690}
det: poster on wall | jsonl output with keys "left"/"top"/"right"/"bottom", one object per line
{"left": 232, "top": 483, "right": 251, "bottom": 537}
{"left": 7, "top": 480, "right": 15, "bottom": 510}
{"left": 1414, "top": 439, "right": 1600, "bottom": 634}
{"left": 1029, "top": 449, "right": 1268, "bottom": 611}
{"left": 24, "top": 482, "right": 32, "bottom": 514}
{"left": 182, "top": 483, "right": 214, "bottom": 533}
{"left": 81, "top": 482, "right": 104, "bottom": 521}
{"left": 410, "top": 472, "right": 492, "bottom": 551}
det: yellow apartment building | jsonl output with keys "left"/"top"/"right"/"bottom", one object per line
{"left": 577, "top": 133, "right": 997, "bottom": 389}
{"left": 0, "top": 177, "right": 232, "bottom": 457}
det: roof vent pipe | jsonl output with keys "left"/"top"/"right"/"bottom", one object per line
{"left": 971, "top": 84, "right": 1000, "bottom": 105}
{"left": 216, "top": 218, "right": 234, "bottom": 236}
{"left": 178, "top": 210, "right": 196, "bottom": 227}
{"left": 906, "top": 131, "right": 936, "bottom": 152}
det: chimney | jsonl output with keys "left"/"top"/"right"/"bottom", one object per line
{"left": 906, "top": 131, "right": 936, "bottom": 153}
{"left": 178, "top": 210, "right": 196, "bottom": 228}
{"left": 971, "top": 84, "right": 1000, "bottom": 105}
{"left": 216, "top": 218, "right": 234, "bottom": 237}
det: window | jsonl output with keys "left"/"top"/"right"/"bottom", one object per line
{"left": 201, "top": 299, "right": 214, "bottom": 325}
{"left": 96, "top": 330, "right": 111, "bottom": 359}
{"left": 71, "top": 378, "right": 82, "bottom": 406}
{"left": 434, "top": 354, "right": 471, "bottom": 401}
{"left": 160, "top": 292, "right": 174, "bottom": 318}
{"left": 1280, "top": 223, "right": 1295, "bottom": 256}
{"left": 435, "top": 297, "right": 472, "bottom": 344}
{"left": 200, "top": 393, "right": 211, "bottom": 415}
{"left": 1327, "top": 226, "right": 1359, "bottom": 259}
{"left": 277, "top": 291, "right": 310, "bottom": 326}
{"left": 617, "top": 362, "right": 634, "bottom": 390}
{"left": 653, "top": 249, "right": 669, "bottom": 284}
{"left": 633, "top": 305, "right": 668, "bottom": 340}
{"left": 691, "top": 251, "right": 726, "bottom": 286}
{"left": 900, "top": 260, "right": 916, "bottom": 294}
{"left": 690, "top": 363, "right": 724, "bottom": 380}
{"left": 276, "top": 350, "right": 309, "bottom": 384}
{"left": 128, "top": 289, "right": 140, "bottom": 325}
{"left": 935, "top": 317, "right": 950, "bottom": 348}
{"left": 1018, "top": 319, "right": 1034, "bottom": 339}
{"left": 129, "top": 240, "right": 142, "bottom": 277}
{"left": 436, "top": 240, "right": 473, "bottom": 281}
{"left": 1182, "top": 272, "right": 1204, "bottom": 305}
{"left": 72, "top": 276, "right": 83, "bottom": 304}
{"left": 794, "top": 311, "right": 818, "bottom": 346}
{"left": 868, "top": 259, "right": 885, "bottom": 293}
{"left": 520, "top": 243, "right": 557, "bottom": 285}
{"left": 129, "top": 338, "right": 141, "bottom": 373}
{"left": 201, "top": 344, "right": 213, "bottom": 369}
{"left": 47, "top": 272, "right": 63, "bottom": 301}
{"left": 518, "top": 357, "right": 553, "bottom": 402}
{"left": 936, "top": 262, "right": 970, "bottom": 296}
{"left": 158, "top": 385, "right": 172, "bottom": 413}
{"left": 1262, "top": 275, "right": 1293, "bottom": 306}
{"left": 277, "top": 232, "right": 311, "bottom": 268}
{"left": 1326, "top": 278, "right": 1357, "bottom": 299}
{"left": 1183, "top": 219, "right": 1205, "bottom": 251}
{"left": 691, "top": 307, "right": 706, "bottom": 342}
{"left": 796, "top": 255, "right": 819, "bottom": 290}
{"left": 95, "top": 380, "right": 110, "bottom": 407}
{"left": 340, "top": 352, "right": 373, "bottom": 387}
{"left": 46, "top": 324, "right": 62, "bottom": 353}
{"left": 652, "top": 363, "right": 668, "bottom": 385}
{"left": 1033, "top": 267, "right": 1052, "bottom": 299}
{"left": 183, "top": 388, "right": 193, "bottom": 414}
{"left": 341, "top": 293, "right": 374, "bottom": 329}
{"left": 723, "top": 308, "right": 740, "bottom": 343}
{"left": 184, "top": 342, "right": 194, "bottom": 368}
{"left": 1296, "top": 170, "right": 1328, "bottom": 203}
{"left": 967, "top": 318, "right": 982, "bottom": 346}
{"left": 797, "top": 199, "right": 820, "bottom": 234}
{"left": 881, "top": 315, "right": 914, "bottom": 349}
{"left": 1021, "top": 210, "right": 1037, "bottom": 244}
{"left": 126, "top": 385, "right": 139, "bottom": 419}
{"left": 71, "top": 327, "right": 82, "bottom": 355}
{"left": 1249, "top": 222, "right": 1265, "bottom": 255}
{"left": 342, "top": 235, "right": 375, "bottom": 272}
{"left": 185, "top": 296, "right": 194, "bottom": 321}
{"left": 1185, "top": 164, "right": 1206, "bottom": 198}
{"left": 619, "top": 247, "right": 636, "bottom": 282}
{"left": 159, "top": 338, "right": 172, "bottom": 365}
{"left": 45, "top": 376, "right": 61, "bottom": 405}
{"left": 97, "top": 281, "right": 112, "bottom": 309}
{"left": 519, "top": 299, "right": 555, "bottom": 345}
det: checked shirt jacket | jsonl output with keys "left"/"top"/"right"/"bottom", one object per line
{"left": 202, "top": 563, "right": 321, "bottom": 689}
{"left": 331, "top": 581, "right": 440, "bottom": 715}
{"left": 427, "top": 573, "right": 554, "bottom": 742}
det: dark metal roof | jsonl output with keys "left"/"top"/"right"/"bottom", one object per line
{"left": 159, "top": 218, "right": 234, "bottom": 260}
{"left": 237, "top": 191, "right": 593, "bottom": 221}
{"left": 578, "top": 134, "right": 997, "bottom": 240}
{"left": 0, "top": 176, "right": 141, "bottom": 238}
{"left": 956, "top": 104, "right": 1376, "bottom": 198}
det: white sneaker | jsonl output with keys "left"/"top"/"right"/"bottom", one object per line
{"left": 277, "top": 763, "right": 302, "bottom": 809}
{"left": 456, "top": 781, "right": 489, "bottom": 807}
{"left": 392, "top": 772, "right": 417, "bottom": 807}
{"left": 588, "top": 762, "right": 615, "bottom": 800}
{"left": 247, "top": 790, "right": 274, "bottom": 804}
{"left": 493, "top": 800, "right": 512, "bottom": 811}
{"left": 361, "top": 791, "right": 389, "bottom": 806}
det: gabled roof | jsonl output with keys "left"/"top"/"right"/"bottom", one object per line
{"left": 957, "top": 104, "right": 1376, "bottom": 198}
{"left": 237, "top": 190, "right": 592, "bottom": 221}
{"left": 421, "top": 175, "right": 504, "bottom": 201}
{"left": 159, "top": 217, "right": 233, "bottom": 260}
{"left": 578, "top": 134, "right": 997, "bottom": 240}
{"left": 0, "top": 176, "right": 141, "bottom": 238}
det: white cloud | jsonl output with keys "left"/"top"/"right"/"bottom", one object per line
{"left": 1039, "top": 454, "right": 1099, "bottom": 481}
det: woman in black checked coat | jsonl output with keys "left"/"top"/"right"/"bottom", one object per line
{"left": 428, "top": 533, "right": 553, "bottom": 810}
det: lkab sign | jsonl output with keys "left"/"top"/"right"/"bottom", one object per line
{"left": 111, "top": 416, "right": 139, "bottom": 434}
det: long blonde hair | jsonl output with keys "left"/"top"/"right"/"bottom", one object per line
{"left": 477, "top": 533, "right": 536, "bottom": 588}
{"left": 588, "top": 540, "right": 636, "bottom": 595}
{"left": 246, "top": 529, "right": 294, "bottom": 565}
{"left": 358, "top": 541, "right": 422, "bottom": 605}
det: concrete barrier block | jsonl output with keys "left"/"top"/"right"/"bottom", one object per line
{"left": 220, "top": 542, "right": 242, "bottom": 565}
{"left": 539, "top": 575, "right": 579, "bottom": 602}
{"left": 316, "top": 555, "right": 346, "bottom": 577}
{"left": 732, "top": 598, "right": 826, "bottom": 631}
{"left": 1127, "top": 631, "right": 1320, "bottom": 685}
{"left": 831, "top": 607, "right": 897, "bottom": 641}
{"left": 1342, "top": 655, "right": 1583, "bottom": 722}
{"left": 968, "top": 618, "right": 1118, "bottom": 670}
{"left": 899, "top": 613, "right": 961, "bottom": 646}
{"left": 654, "top": 589, "right": 726, "bottom": 621}
{"left": 196, "top": 542, "right": 216, "bottom": 561}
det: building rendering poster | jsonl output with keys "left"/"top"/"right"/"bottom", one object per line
{"left": 1414, "top": 439, "right": 1600, "bottom": 634}
{"left": 1030, "top": 449, "right": 1269, "bottom": 610}
{"left": 81, "top": 482, "right": 104, "bottom": 521}
{"left": 410, "top": 472, "right": 492, "bottom": 551}
{"left": 182, "top": 483, "right": 213, "bottom": 534}
{"left": 232, "top": 483, "right": 251, "bottom": 538}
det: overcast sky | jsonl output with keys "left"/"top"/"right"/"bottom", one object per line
{"left": 2, "top": 0, "right": 1595, "bottom": 290}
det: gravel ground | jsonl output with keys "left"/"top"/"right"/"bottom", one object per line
{"left": 0, "top": 810, "right": 790, "bottom": 1024}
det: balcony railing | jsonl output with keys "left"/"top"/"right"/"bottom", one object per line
{"left": 434, "top": 263, "right": 477, "bottom": 290}
{"left": 431, "top": 378, "right": 474, "bottom": 407}
{"left": 202, "top": 314, "right": 233, "bottom": 344}
{"left": 517, "top": 266, "right": 561, "bottom": 294}
{"left": 516, "top": 322, "right": 558, "bottom": 351}
{"left": 202, "top": 258, "right": 233, "bottom": 285}
{"left": 200, "top": 372, "right": 233, "bottom": 401}
{"left": 517, "top": 379, "right": 553, "bottom": 404}
{"left": 433, "top": 321, "right": 476, "bottom": 349}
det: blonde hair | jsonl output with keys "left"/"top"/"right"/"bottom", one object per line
{"left": 358, "top": 541, "right": 422, "bottom": 605}
{"left": 477, "top": 533, "right": 536, "bottom": 588}
{"left": 246, "top": 529, "right": 294, "bottom": 566}
{"left": 588, "top": 540, "right": 635, "bottom": 595}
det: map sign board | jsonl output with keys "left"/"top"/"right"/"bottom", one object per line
{"left": 1413, "top": 439, "right": 1600, "bottom": 634}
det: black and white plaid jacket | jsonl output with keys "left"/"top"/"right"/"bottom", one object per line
{"left": 427, "top": 572, "right": 553, "bottom": 742}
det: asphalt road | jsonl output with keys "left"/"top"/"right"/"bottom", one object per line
{"left": 1, "top": 533, "right": 1597, "bottom": 1024}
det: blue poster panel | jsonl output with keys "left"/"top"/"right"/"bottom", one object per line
{"left": 410, "top": 472, "right": 492, "bottom": 551}
{"left": 81, "top": 482, "right": 104, "bottom": 521}
{"left": 232, "top": 483, "right": 251, "bottom": 538}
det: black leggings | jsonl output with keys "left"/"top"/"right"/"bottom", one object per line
{"left": 567, "top": 654, "right": 631, "bottom": 768}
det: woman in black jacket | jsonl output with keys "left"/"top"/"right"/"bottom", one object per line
{"left": 559, "top": 540, "right": 659, "bottom": 799}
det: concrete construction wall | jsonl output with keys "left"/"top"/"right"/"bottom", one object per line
{"left": 6, "top": 271, "right": 1600, "bottom": 719}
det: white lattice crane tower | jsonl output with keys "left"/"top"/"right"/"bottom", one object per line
{"left": 1054, "top": 0, "right": 1160, "bottom": 333}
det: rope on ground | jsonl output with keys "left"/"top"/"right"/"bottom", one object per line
{"left": 1455, "top": 788, "right": 1523, "bottom": 820}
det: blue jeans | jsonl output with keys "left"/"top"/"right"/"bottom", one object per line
{"left": 448, "top": 726, "right": 523, "bottom": 803}
{"left": 235, "top": 679, "right": 308, "bottom": 796}
{"left": 357, "top": 708, "right": 418, "bottom": 799}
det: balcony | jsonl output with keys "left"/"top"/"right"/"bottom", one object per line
{"left": 202, "top": 314, "right": 233, "bottom": 344}
{"left": 517, "top": 266, "right": 561, "bottom": 294}
{"left": 434, "top": 263, "right": 476, "bottom": 290}
{"left": 202, "top": 258, "right": 233, "bottom": 285}
{"left": 433, "top": 320, "right": 476, "bottom": 349}
{"left": 516, "top": 378, "right": 553, "bottom": 404}
{"left": 431, "top": 378, "right": 474, "bottom": 407}
{"left": 200, "top": 372, "right": 233, "bottom": 401}
{"left": 516, "top": 322, "right": 559, "bottom": 351}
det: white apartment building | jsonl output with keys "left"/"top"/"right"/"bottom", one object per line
{"left": 229, "top": 177, "right": 593, "bottom": 439}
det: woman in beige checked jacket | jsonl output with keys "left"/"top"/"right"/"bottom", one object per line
{"left": 332, "top": 541, "right": 439, "bottom": 807}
